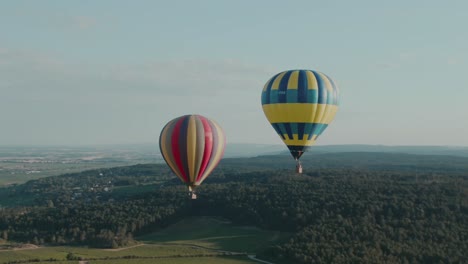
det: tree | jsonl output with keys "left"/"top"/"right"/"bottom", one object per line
{"left": 111, "top": 239, "right": 118, "bottom": 249}
{"left": 66, "top": 252, "right": 79, "bottom": 260}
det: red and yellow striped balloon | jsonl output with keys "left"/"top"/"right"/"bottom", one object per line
{"left": 159, "top": 115, "right": 226, "bottom": 190}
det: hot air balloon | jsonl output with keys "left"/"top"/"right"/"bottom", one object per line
{"left": 159, "top": 114, "right": 226, "bottom": 199}
{"left": 261, "top": 69, "right": 339, "bottom": 173}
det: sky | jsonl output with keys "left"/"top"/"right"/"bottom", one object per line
{"left": 1, "top": 0, "right": 467, "bottom": 146}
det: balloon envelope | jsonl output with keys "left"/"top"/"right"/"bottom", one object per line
{"left": 159, "top": 114, "right": 226, "bottom": 188}
{"left": 261, "top": 69, "right": 339, "bottom": 160}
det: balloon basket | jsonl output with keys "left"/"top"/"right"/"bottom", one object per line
{"left": 296, "top": 162, "right": 303, "bottom": 174}
{"left": 188, "top": 186, "right": 197, "bottom": 199}
{"left": 189, "top": 191, "right": 197, "bottom": 200}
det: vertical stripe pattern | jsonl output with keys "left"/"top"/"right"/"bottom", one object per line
{"left": 261, "top": 69, "right": 339, "bottom": 159}
{"left": 159, "top": 115, "right": 226, "bottom": 187}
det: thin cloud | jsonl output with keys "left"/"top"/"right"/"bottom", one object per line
{"left": 0, "top": 48, "right": 274, "bottom": 99}
{"left": 398, "top": 52, "right": 417, "bottom": 61}
{"left": 102, "top": 59, "right": 275, "bottom": 95}
{"left": 3, "top": 6, "right": 98, "bottom": 32}
{"left": 374, "top": 62, "right": 399, "bottom": 69}
{"left": 72, "top": 16, "right": 97, "bottom": 30}
{"left": 373, "top": 51, "right": 419, "bottom": 69}
{"left": 447, "top": 58, "right": 459, "bottom": 65}
{"left": 0, "top": 49, "right": 65, "bottom": 76}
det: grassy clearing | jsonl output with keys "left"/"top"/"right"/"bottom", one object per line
{"left": 32, "top": 256, "right": 258, "bottom": 264}
{"left": 90, "top": 257, "right": 258, "bottom": 264}
{"left": 0, "top": 244, "right": 212, "bottom": 262}
{"left": 0, "top": 245, "right": 256, "bottom": 264}
{"left": 0, "top": 217, "right": 285, "bottom": 263}
{"left": 139, "top": 216, "right": 290, "bottom": 253}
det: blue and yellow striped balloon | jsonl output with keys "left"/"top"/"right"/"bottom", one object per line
{"left": 261, "top": 69, "right": 339, "bottom": 160}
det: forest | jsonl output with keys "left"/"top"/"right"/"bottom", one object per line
{"left": 0, "top": 152, "right": 467, "bottom": 263}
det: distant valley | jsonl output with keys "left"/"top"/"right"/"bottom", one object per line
{"left": 2, "top": 143, "right": 468, "bottom": 186}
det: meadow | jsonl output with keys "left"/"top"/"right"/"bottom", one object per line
{"left": 139, "top": 216, "right": 290, "bottom": 253}
{"left": 0, "top": 246, "right": 257, "bottom": 264}
{"left": 0, "top": 216, "right": 284, "bottom": 264}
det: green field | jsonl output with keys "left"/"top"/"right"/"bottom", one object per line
{"left": 139, "top": 216, "right": 290, "bottom": 253}
{"left": 0, "top": 217, "right": 286, "bottom": 264}
{"left": 0, "top": 244, "right": 256, "bottom": 264}
{"left": 32, "top": 256, "right": 257, "bottom": 264}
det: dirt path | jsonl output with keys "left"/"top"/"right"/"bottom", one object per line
{"left": 0, "top": 244, "right": 39, "bottom": 252}
{"left": 248, "top": 254, "right": 276, "bottom": 264}
{"left": 102, "top": 243, "right": 145, "bottom": 252}
{"left": 161, "top": 242, "right": 245, "bottom": 255}
{"left": 161, "top": 242, "right": 275, "bottom": 263}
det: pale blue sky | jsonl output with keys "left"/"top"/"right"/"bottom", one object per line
{"left": 1, "top": 0, "right": 467, "bottom": 146}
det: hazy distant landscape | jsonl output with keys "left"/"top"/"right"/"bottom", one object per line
{"left": 3, "top": 143, "right": 468, "bottom": 186}
{"left": 0, "top": 145, "right": 161, "bottom": 186}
